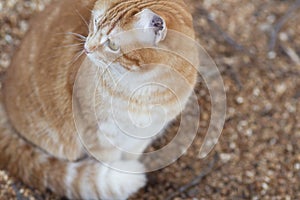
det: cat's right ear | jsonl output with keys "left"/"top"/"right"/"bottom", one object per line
{"left": 134, "top": 9, "right": 167, "bottom": 45}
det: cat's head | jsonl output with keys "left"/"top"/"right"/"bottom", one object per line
{"left": 84, "top": 0, "right": 194, "bottom": 71}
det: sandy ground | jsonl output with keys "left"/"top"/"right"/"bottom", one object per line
{"left": 0, "top": 0, "right": 299, "bottom": 199}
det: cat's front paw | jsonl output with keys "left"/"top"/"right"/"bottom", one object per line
{"left": 100, "top": 160, "right": 146, "bottom": 200}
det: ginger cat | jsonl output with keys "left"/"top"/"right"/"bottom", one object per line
{"left": 0, "top": 0, "right": 197, "bottom": 199}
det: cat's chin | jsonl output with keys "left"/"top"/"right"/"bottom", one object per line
{"left": 86, "top": 54, "right": 140, "bottom": 74}
{"left": 86, "top": 54, "right": 107, "bottom": 68}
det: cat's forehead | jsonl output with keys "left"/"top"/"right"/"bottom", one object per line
{"left": 93, "top": 0, "right": 110, "bottom": 12}
{"left": 92, "top": 0, "right": 119, "bottom": 17}
{"left": 92, "top": 0, "right": 144, "bottom": 25}
{"left": 91, "top": 4, "right": 137, "bottom": 37}
{"left": 92, "top": 9, "right": 105, "bottom": 19}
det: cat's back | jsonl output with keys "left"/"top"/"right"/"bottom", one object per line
{"left": 3, "top": 0, "right": 96, "bottom": 157}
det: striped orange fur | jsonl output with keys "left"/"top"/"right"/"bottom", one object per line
{"left": 0, "top": 0, "right": 197, "bottom": 199}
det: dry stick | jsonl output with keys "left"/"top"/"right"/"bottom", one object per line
{"left": 269, "top": 0, "right": 300, "bottom": 52}
{"left": 193, "top": 7, "right": 245, "bottom": 90}
{"left": 280, "top": 43, "right": 300, "bottom": 65}
{"left": 166, "top": 153, "right": 219, "bottom": 200}
{"left": 194, "top": 7, "right": 247, "bottom": 53}
{"left": 0, "top": 71, "right": 6, "bottom": 83}
{"left": 224, "top": 64, "right": 243, "bottom": 91}
{"left": 10, "top": 183, "right": 23, "bottom": 200}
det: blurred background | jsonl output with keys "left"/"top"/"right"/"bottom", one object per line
{"left": 0, "top": 0, "right": 299, "bottom": 199}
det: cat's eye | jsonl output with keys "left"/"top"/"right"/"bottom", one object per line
{"left": 93, "top": 18, "right": 98, "bottom": 31}
{"left": 93, "top": 18, "right": 101, "bottom": 29}
{"left": 94, "top": 18, "right": 99, "bottom": 24}
{"left": 107, "top": 39, "right": 120, "bottom": 52}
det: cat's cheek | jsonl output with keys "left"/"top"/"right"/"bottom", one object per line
{"left": 86, "top": 54, "right": 103, "bottom": 66}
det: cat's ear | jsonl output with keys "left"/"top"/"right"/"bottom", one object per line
{"left": 135, "top": 9, "right": 167, "bottom": 45}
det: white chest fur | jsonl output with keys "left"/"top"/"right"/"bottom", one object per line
{"left": 75, "top": 60, "right": 193, "bottom": 161}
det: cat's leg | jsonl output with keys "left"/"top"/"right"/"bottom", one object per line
{"left": 49, "top": 141, "right": 85, "bottom": 161}
{"left": 92, "top": 160, "right": 146, "bottom": 200}
{"left": 122, "top": 140, "right": 151, "bottom": 160}
{"left": 81, "top": 127, "right": 124, "bottom": 162}
{"left": 87, "top": 146, "right": 123, "bottom": 162}
{"left": 23, "top": 130, "right": 86, "bottom": 162}
{"left": 66, "top": 159, "right": 146, "bottom": 199}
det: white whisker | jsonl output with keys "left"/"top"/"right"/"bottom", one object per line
{"left": 54, "top": 32, "right": 86, "bottom": 40}
{"left": 53, "top": 43, "right": 85, "bottom": 50}
{"left": 66, "top": 32, "right": 87, "bottom": 40}
{"left": 75, "top": 9, "right": 89, "bottom": 29}
{"left": 73, "top": 37, "right": 86, "bottom": 42}
{"left": 103, "top": 64, "right": 118, "bottom": 86}
{"left": 94, "top": 52, "right": 115, "bottom": 83}
{"left": 67, "top": 50, "right": 85, "bottom": 66}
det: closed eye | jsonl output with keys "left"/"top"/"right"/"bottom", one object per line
{"left": 106, "top": 39, "right": 120, "bottom": 52}
{"left": 93, "top": 18, "right": 99, "bottom": 31}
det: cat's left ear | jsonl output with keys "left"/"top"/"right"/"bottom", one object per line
{"left": 135, "top": 9, "right": 167, "bottom": 45}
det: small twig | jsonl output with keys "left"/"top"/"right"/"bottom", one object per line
{"left": 0, "top": 71, "right": 6, "bottom": 83}
{"left": 194, "top": 7, "right": 247, "bottom": 53}
{"left": 253, "top": 2, "right": 273, "bottom": 17}
{"left": 10, "top": 183, "right": 24, "bottom": 200}
{"left": 166, "top": 153, "right": 219, "bottom": 200}
{"left": 269, "top": 0, "right": 300, "bottom": 51}
{"left": 224, "top": 64, "right": 243, "bottom": 91}
{"left": 280, "top": 43, "right": 300, "bottom": 65}
{"left": 206, "top": 17, "right": 245, "bottom": 52}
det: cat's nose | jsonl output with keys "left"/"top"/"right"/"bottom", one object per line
{"left": 84, "top": 47, "right": 91, "bottom": 54}
{"left": 84, "top": 45, "right": 97, "bottom": 54}
{"left": 152, "top": 16, "right": 164, "bottom": 31}
{"left": 84, "top": 47, "right": 92, "bottom": 54}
